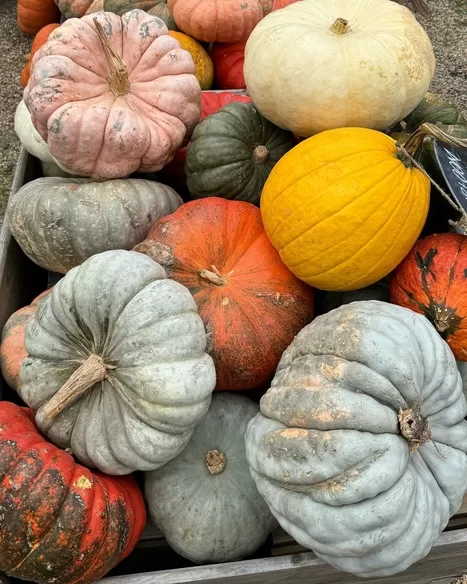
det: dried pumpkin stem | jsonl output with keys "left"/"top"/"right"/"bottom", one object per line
{"left": 330, "top": 18, "right": 350, "bottom": 35}
{"left": 253, "top": 145, "right": 269, "bottom": 164}
{"left": 93, "top": 18, "right": 130, "bottom": 97}
{"left": 205, "top": 449, "right": 226, "bottom": 475}
{"left": 199, "top": 265, "right": 228, "bottom": 286}
{"left": 398, "top": 405, "right": 431, "bottom": 454}
{"left": 36, "top": 354, "right": 110, "bottom": 432}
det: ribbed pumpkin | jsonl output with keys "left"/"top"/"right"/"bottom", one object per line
{"left": 186, "top": 102, "right": 295, "bottom": 205}
{"left": 404, "top": 92, "right": 466, "bottom": 132}
{"left": 133, "top": 198, "right": 314, "bottom": 391}
{"left": 168, "top": 31, "right": 213, "bottom": 89}
{"left": 390, "top": 233, "right": 467, "bottom": 361}
{"left": 0, "top": 402, "right": 146, "bottom": 584}
{"left": 21, "top": 24, "right": 60, "bottom": 88}
{"left": 54, "top": 0, "right": 103, "bottom": 18}
{"left": 167, "top": 0, "right": 272, "bottom": 43}
{"left": 17, "top": 0, "right": 60, "bottom": 35}
{"left": 210, "top": 42, "right": 246, "bottom": 89}
{"left": 104, "top": 0, "right": 178, "bottom": 29}
{"left": 260, "top": 127, "right": 430, "bottom": 291}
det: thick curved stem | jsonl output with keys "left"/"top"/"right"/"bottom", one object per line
{"left": 402, "top": 122, "right": 467, "bottom": 157}
{"left": 93, "top": 18, "right": 130, "bottom": 97}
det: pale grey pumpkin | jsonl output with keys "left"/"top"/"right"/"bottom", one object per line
{"left": 7, "top": 177, "right": 183, "bottom": 273}
{"left": 145, "top": 393, "right": 277, "bottom": 563}
{"left": 246, "top": 300, "right": 467, "bottom": 578}
{"left": 18, "top": 250, "right": 216, "bottom": 475}
{"left": 14, "top": 100, "right": 56, "bottom": 164}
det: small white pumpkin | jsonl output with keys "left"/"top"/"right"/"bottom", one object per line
{"left": 14, "top": 100, "right": 56, "bottom": 164}
{"left": 244, "top": 0, "right": 436, "bottom": 136}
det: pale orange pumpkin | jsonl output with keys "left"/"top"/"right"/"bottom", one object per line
{"left": 24, "top": 11, "right": 201, "bottom": 181}
{"left": 167, "top": 0, "right": 273, "bottom": 43}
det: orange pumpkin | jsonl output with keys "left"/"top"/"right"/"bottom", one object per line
{"left": 21, "top": 23, "right": 60, "bottom": 88}
{"left": 168, "top": 31, "right": 214, "bottom": 89}
{"left": 271, "top": 0, "right": 298, "bottom": 9}
{"left": 133, "top": 198, "right": 314, "bottom": 390}
{"left": 211, "top": 42, "right": 246, "bottom": 89}
{"left": 17, "top": 0, "right": 60, "bottom": 35}
{"left": 390, "top": 233, "right": 467, "bottom": 360}
{"left": 167, "top": 0, "right": 273, "bottom": 43}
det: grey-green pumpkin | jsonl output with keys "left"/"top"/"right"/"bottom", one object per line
{"left": 185, "top": 102, "right": 296, "bottom": 205}
{"left": 246, "top": 300, "right": 467, "bottom": 578}
{"left": 103, "top": 0, "right": 179, "bottom": 30}
{"left": 17, "top": 249, "right": 216, "bottom": 475}
{"left": 145, "top": 392, "right": 277, "bottom": 563}
{"left": 7, "top": 177, "right": 182, "bottom": 274}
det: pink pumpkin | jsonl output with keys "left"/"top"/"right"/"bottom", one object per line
{"left": 24, "top": 10, "right": 201, "bottom": 180}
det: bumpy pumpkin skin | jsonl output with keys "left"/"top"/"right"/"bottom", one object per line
{"left": 246, "top": 300, "right": 467, "bottom": 577}
{"left": 244, "top": 0, "right": 435, "bottom": 136}
{"left": 24, "top": 11, "right": 201, "bottom": 181}
{"left": 18, "top": 0, "right": 60, "bottom": 35}
{"left": 104, "top": 0, "right": 179, "bottom": 30}
{"left": 145, "top": 393, "right": 277, "bottom": 563}
{"left": 168, "top": 31, "right": 213, "bottom": 89}
{"left": 17, "top": 250, "right": 216, "bottom": 475}
{"left": 7, "top": 177, "right": 183, "bottom": 274}
{"left": 55, "top": 0, "right": 104, "bottom": 18}
{"left": 133, "top": 198, "right": 314, "bottom": 391}
{"left": 0, "top": 402, "right": 145, "bottom": 584}
{"left": 167, "top": 0, "right": 273, "bottom": 43}
{"left": 210, "top": 42, "right": 246, "bottom": 89}
{"left": 21, "top": 24, "right": 60, "bottom": 88}
{"left": 186, "top": 102, "right": 296, "bottom": 205}
{"left": 261, "top": 127, "right": 430, "bottom": 291}
{"left": 390, "top": 233, "right": 467, "bottom": 361}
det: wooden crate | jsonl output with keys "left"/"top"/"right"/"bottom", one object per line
{"left": 0, "top": 150, "right": 466, "bottom": 584}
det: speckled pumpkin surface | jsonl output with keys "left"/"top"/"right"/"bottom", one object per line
{"left": 54, "top": 0, "right": 104, "bottom": 18}
{"left": 103, "top": 0, "right": 179, "bottom": 30}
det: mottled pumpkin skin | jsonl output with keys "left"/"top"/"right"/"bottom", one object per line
{"left": 246, "top": 300, "right": 467, "bottom": 577}
{"left": 0, "top": 402, "right": 146, "bottom": 584}
{"left": 7, "top": 177, "right": 183, "bottom": 274}
{"left": 24, "top": 11, "right": 201, "bottom": 181}
{"left": 145, "top": 393, "right": 277, "bottom": 563}
{"left": 21, "top": 24, "right": 60, "bottom": 87}
{"left": 186, "top": 102, "right": 296, "bottom": 205}
{"left": 261, "top": 127, "right": 430, "bottom": 291}
{"left": 18, "top": 0, "right": 60, "bottom": 35}
{"left": 134, "top": 198, "right": 314, "bottom": 390}
{"left": 103, "top": 0, "right": 179, "bottom": 30}
{"left": 168, "top": 31, "right": 213, "bottom": 89}
{"left": 167, "top": 0, "right": 273, "bottom": 42}
{"left": 55, "top": 0, "right": 103, "bottom": 18}
{"left": 210, "top": 42, "right": 245, "bottom": 89}
{"left": 0, "top": 290, "right": 52, "bottom": 391}
{"left": 403, "top": 92, "right": 466, "bottom": 132}
{"left": 390, "top": 233, "right": 467, "bottom": 361}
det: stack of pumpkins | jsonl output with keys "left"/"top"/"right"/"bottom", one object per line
{"left": 4, "top": 1, "right": 467, "bottom": 583}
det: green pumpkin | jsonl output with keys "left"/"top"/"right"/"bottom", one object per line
{"left": 185, "top": 102, "right": 296, "bottom": 205}
{"left": 103, "top": 0, "right": 179, "bottom": 30}
{"left": 404, "top": 92, "right": 466, "bottom": 132}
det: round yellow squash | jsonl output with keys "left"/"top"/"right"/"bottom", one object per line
{"left": 168, "top": 31, "right": 214, "bottom": 90}
{"left": 260, "top": 127, "right": 430, "bottom": 291}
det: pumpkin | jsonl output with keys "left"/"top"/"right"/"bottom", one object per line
{"left": 168, "top": 31, "right": 213, "bottom": 90}
{"left": 7, "top": 177, "right": 183, "bottom": 274}
{"left": 13, "top": 249, "right": 216, "bottom": 474}
{"left": 103, "top": 0, "right": 178, "bottom": 30}
{"left": 0, "top": 401, "right": 146, "bottom": 584}
{"left": 210, "top": 42, "right": 245, "bottom": 89}
{"left": 201, "top": 91, "right": 252, "bottom": 117}
{"left": 24, "top": 10, "right": 201, "bottom": 181}
{"left": 145, "top": 393, "right": 277, "bottom": 563}
{"left": 244, "top": 0, "right": 436, "bottom": 136}
{"left": 167, "top": 0, "right": 273, "bottom": 43}
{"left": 54, "top": 0, "right": 104, "bottom": 18}
{"left": 21, "top": 24, "right": 60, "bottom": 88}
{"left": 133, "top": 198, "right": 314, "bottom": 390}
{"left": 389, "top": 233, "right": 467, "bottom": 361}
{"left": 186, "top": 102, "right": 295, "bottom": 204}
{"left": 260, "top": 127, "right": 430, "bottom": 291}
{"left": 403, "top": 92, "right": 466, "bottom": 132}
{"left": 271, "top": 0, "right": 297, "bottom": 10}
{"left": 0, "top": 290, "right": 52, "bottom": 391}
{"left": 245, "top": 300, "right": 467, "bottom": 577}
{"left": 14, "top": 100, "right": 56, "bottom": 164}
{"left": 17, "top": 0, "right": 60, "bottom": 35}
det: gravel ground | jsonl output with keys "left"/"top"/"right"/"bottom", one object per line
{"left": 0, "top": 0, "right": 466, "bottom": 223}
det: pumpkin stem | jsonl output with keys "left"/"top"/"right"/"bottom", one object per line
{"left": 205, "top": 449, "right": 226, "bottom": 475}
{"left": 402, "top": 122, "right": 467, "bottom": 158}
{"left": 253, "top": 145, "right": 269, "bottom": 164}
{"left": 36, "top": 354, "right": 111, "bottom": 432}
{"left": 330, "top": 18, "right": 350, "bottom": 35}
{"left": 398, "top": 404, "right": 431, "bottom": 454}
{"left": 93, "top": 18, "right": 130, "bottom": 97}
{"left": 199, "top": 265, "right": 228, "bottom": 286}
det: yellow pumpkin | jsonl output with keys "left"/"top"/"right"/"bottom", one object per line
{"left": 168, "top": 31, "right": 213, "bottom": 90}
{"left": 260, "top": 127, "right": 430, "bottom": 292}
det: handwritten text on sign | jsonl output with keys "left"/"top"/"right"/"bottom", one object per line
{"left": 434, "top": 141, "right": 467, "bottom": 212}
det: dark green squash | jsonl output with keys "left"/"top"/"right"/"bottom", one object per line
{"left": 403, "top": 92, "right": 466, "bottom": 132}
{"left": 103, "top": 0, "right": 179, "bottom": 30}
{"left": 185, "top": 102, "right": 296, "bottom": 205}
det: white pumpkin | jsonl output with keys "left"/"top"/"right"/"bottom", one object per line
{"left": 244, "top": 0, "right": 436, "bottom": 136}
{"left": 14, "top": 100, "right": 56, "bottom": 163}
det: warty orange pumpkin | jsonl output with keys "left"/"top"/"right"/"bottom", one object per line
{"left": 133, "top": 197, "right": 314, "bottom": 390}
